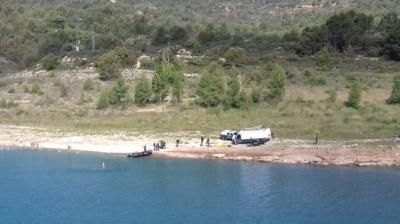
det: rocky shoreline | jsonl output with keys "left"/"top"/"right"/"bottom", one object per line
{"left": 155, "top": 144, "right": 400, "bottom": 167}
{"left": 1, "top": 124, "right": 399, "bottom": 168}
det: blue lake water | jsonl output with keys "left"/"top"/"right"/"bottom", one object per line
{"left": 0, "top": 150, "right": 400, "bottom": 224}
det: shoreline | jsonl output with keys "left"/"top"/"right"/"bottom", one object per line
{"left": 0, "top": 125, "right": 399, "bottom": 167}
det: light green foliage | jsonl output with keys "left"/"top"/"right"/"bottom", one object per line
{"left": 83, "top": 79, "right": 94, "bottom": 91}
{"left": 152, "top": 63, "right": 173, "bottom": 102}
{"left": 346, "top": 80, "right": 362, "bottom": 109}
{"left": 96, "top": 79, "right": 129, "bottom": 109}
{"left": 110, "top": 79, "right": 129, "bottom": 105}
{"left": 267, "top": 64, "right": 286, "bottom": 101}
{"left": 170, "top": 68, "right": 185, "bottom": 104}
{"left": 96, "top": 52, "right": 122, "bottom": 81}
{"left": 96, "top": 91, "right": 111, "bottom": 110}
{"left": 224, "top": 75, "right": 243, "bottom": 109}
{"left": 0, "top": 99, "right": 17, "bottom": 108}
{"left": 134, "top": 77, "right": 152, "bottom": 106}
{"left": 41, "top": 54, "right": 59, "bottom": 71}
{"left": 30, "top": 83, "right": 44, "bottom": 95}
{"left": 386, "top": 75, "right": 400, "bottom": 104}
{"left": 196, "top": 65, "right": 225, "bottom": 107}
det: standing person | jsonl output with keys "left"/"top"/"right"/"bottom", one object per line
{"left": 206, "top": 138, "right": 210, "bottom": 147}
{"left": 176, "top": 139, "right": 180, "bottom": 147}
{"left": 153, "top": 142, "right": 156, "bottom": 151}
{"left": 200, "top": 136, "right": 204, "bottom": 146}
{"left": 144, "top": 144, "right": 147, "bottom": 152}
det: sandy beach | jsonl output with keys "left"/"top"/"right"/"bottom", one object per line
{"left": 1, "top": 125, "right": 399, "bottom": 167}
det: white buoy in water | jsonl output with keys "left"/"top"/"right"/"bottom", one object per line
{"left": 102, "top": 161, "right": 106, "bottom": 170}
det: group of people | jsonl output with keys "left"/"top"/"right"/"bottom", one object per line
{"left": 153, "top": 140, "right": 166, "bottom": 151}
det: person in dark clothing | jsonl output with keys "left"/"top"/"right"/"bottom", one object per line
{"left": 144, "top": 144, "right": 147, "bottom": 152}
{"left": 176, "top": 139, "right": 180, "bottom": 147}
{"left": 200, "top": 137, "right": 204, "bottom": 146}
{"left": 206, "top": 138, "right": 210, "bottom": 147}
{"left": 153, "top": 142, "right": 156, "bottom": 151}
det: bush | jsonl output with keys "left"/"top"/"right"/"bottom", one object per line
{"left": 345, "top": 80, "right": 362, "bottom": 109}
{"left": 134, "top": 77, "right": 152, "bottom": 106}
{"left": 41, "top": 54, "right": 59, "bottom": 71}
{"left": 8, "top": 88, "right": 15, "bottom": 94}
{"left": 30, "top": 83, "right": 44, "bottom": 95}
{"left": 224, "top": 47, "right": 246, "bottom": 66}
{"left": 96, "top": 52, "right": 122, "bottom": 81}
{"left": 110, "top": 79, "right": 129, "bottom": 105}
{"left": 326, "top": 89, "right": 337, "bottom": 103}
{"left": 309, "top": 73, "right": 327, "bottom": 86}
{"left": 251, "top": 89, "right": 262, "bottom": 103}
{"left": 386, "top": 75, "right": 400, "bottom": 104}
{"left": 83, "top": 79, "right": 94, "bottom": 91}
{"left": 0, "top": 99, "right": 17, "bottom": 108}
{"left": 96, "top": 91, "right": 112, "bottom": 109}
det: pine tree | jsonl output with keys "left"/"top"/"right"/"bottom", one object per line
{"left": 346, "top": 80, "right": 362, "bottom": 109}
{"left": 135, "top": 77, "right": 152, "bottom": 106}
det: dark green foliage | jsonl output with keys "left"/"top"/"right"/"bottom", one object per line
{"left": 386, "top": 75, "right": 400, "bottom": 104}
{"left": 297, "top": 26, "right": 328, "bottom": 55}
{"left": 325, "top": 10, "right": 373, "bottom": 52}
{"left": 152, "top": 27, "right": 169, "bottom": 46}
{"left": 96, "top": 51, "right": 122, "bottom": 81}
{"left": 135, "top": 77, "right": 152, "bottom": 106}
{"left": 169, "top": 25, "right": 188, "bottom": 43}
{"left": 196, "top": 65, "right": 225, "bottom": 107}
{"left": 384, "top": 27, "right": 400, "bottom": 61}
{"left": 346, "top": 80, "right": 362, "bottom": 109}
{"left": 224, "top": 48, "right": 246, "bottom": 66}
{"left": 267, "top": 64, "right": 286, "bottom": 101}
{"left": 251, "top": 88, "right": 261, "bottom": 103}
{"left": 224, "top": 75, "right": 242, "bottom": 109}
{"left": 41, "top": 54, "right": 59, "bottom": 71}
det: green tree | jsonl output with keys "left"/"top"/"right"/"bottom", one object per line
{"left": 152, "top": 27, "right": 169, "bottom": 45}
{"left": 386, "top": 75, "right": 400, "bottom": 104}
{"left": 96, "top": 91, "right": 111, "bottom": 109}
{"left": 267, "top": 64, "right": 286, "bottom": 101}
{"left": 170, "top": 68, "right": 185, "bottom": 104}
{"left": 384, "top": 27, "right": 400, "bottom": 61}
{"left": 346, "top": 80, "right": 362, "bottom": 109}
{"left": 135, "top": 77, "right": 152, "bottom": 106}
{"left": 196, "top": 66, "right": 225, "bottom": 107}
{"left": 152, "top": 63, "right": 172, "bottom": 102}
{"left": 41, "top": 54, "right": 59, "bottom": 71}
{"left": 224, "top": 47, "right": 246, "bottom": 66}
{"left": 96, "top": 52, "right": 121, "bottom": 81}
{"left": 224, "top": 75, "right": 241, "bottom": 108}
{"left": 110, "top": 79, "right": 129, "bottom": 105}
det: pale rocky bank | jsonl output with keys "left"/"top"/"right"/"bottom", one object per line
{"left": 1, "top": 125, "right": 400, "bottom": 167}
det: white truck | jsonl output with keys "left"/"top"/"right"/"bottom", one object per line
{"left": 220, "top": 130, "right": 237, "bottom": 140}
{"left": 231, "top": 128, "right": 272, "bottom": 145}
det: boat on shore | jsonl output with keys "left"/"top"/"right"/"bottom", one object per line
{"left": 127, "top": 150, "right": 152, "bottom": 158}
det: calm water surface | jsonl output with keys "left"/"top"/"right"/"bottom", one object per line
{"left": 0, "top": 150, "right": 399, "bottom": 224}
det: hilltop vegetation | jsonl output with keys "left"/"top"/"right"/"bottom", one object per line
{"left": 0, "top": 0, "right": 400, "bottom": 139}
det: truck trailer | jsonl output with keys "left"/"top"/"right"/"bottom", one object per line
{"left": 231, "top": 128, "right": 271, "bottom": 145}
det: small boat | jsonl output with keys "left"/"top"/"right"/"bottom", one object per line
{"left": 127, "top": 150, "right": 153, "bottom": 158}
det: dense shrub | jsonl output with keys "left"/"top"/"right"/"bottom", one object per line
{"left": 346, "top": 80, "right": 362, "bottom": 109}
{"left": 41, "top": 54, "right": 59, "bottom": 71}
{"left": 386, "top": 75, "right": 400, "bottom": 104}
{"left": 134, "top": 77, "right": 152, "bottom": 106}
{"left": 196, "top": 65, "right": 225, "bottom": 107}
